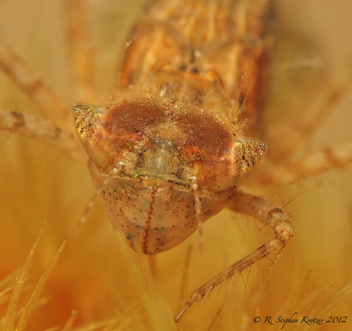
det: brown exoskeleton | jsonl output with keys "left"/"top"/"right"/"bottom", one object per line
{"left": 74, "top": 0, "right": 294, "bottom": 321}
{"left": 1, "top": 0, "right": 351, "bottom": 327}
{"left": 74, "top": 99, "right": 266, "bottom": 254}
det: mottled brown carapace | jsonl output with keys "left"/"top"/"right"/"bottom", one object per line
{"left": 72, "top": 0, "right": 291, "bottom": 322}
{"left": 1, "top": 0, "right": 352, "bottom": 328}
{"left": 74, "top": 99, "right": 266, "bottom": 254}
{"left": 119, "top": 0, "right": 273, "bottom": 138}
{"left": 70, "top": 0, "right": 295, "bottom": 323}
{"left": 74, "top": 0, "right": 270, "bottom": 255}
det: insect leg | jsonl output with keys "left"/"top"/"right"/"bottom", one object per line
{"left": 253, "top": 141, "right": 352, "bottom": 185}
{"left": 174, "top": 191, "right": 293, "bottom": 322}
{"left": 299, "top": 68, "right": 352, "bottom": 137}
{"left": 0, "top": 109, "right": 84, "bottom": 161}
{"left": 0, "top": 42, "right": 67, "bottom": 123}
{"left": 64, "top": 0, "right": 96, "bottom": 102}
{"left": 286, "top": 142, "right": 352, "bottom": 180}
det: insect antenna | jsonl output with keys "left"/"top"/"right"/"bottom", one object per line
{"left": 189, "top": 175, "right": 203, "bottom": 252}
{"left": 301, "top": 65, "right": 352, "bottom": 136}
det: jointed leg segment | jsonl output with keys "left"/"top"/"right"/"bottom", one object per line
{"left": 64, "top": 0, "right": 96, "bottom": 102}
{"left": 0, "top": 109, "right": 84, "bottom": 161}
{"left": 174, "top": 191, "right": 293, "bottom": 322}
{"left": 0, "top": 42, "right": 67, "bottom": 123}
{"left": 256, "top": 141, "right": 352, "bottom": 185}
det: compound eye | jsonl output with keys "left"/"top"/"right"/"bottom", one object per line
{"left": 74, "top": 103, "right": 109, "bottom": 169}
{"left": 189, "top": 137, "right": 267, "bottom": 192}
{"left": 233, "top": 138, "right": 267, "bottom": 175}
{"left": 74, "top": 100, "right": 267, "bottom": 192}
{"left": 73, "top": 101, "right": 166, "bottom": 171}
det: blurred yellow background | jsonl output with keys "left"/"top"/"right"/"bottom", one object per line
{"left": 0, "top": 0, "right": 351, "bottom": 330}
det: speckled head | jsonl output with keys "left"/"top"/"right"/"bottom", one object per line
{"left": 73, "top": 97, "right": 266, "bottom": 253}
